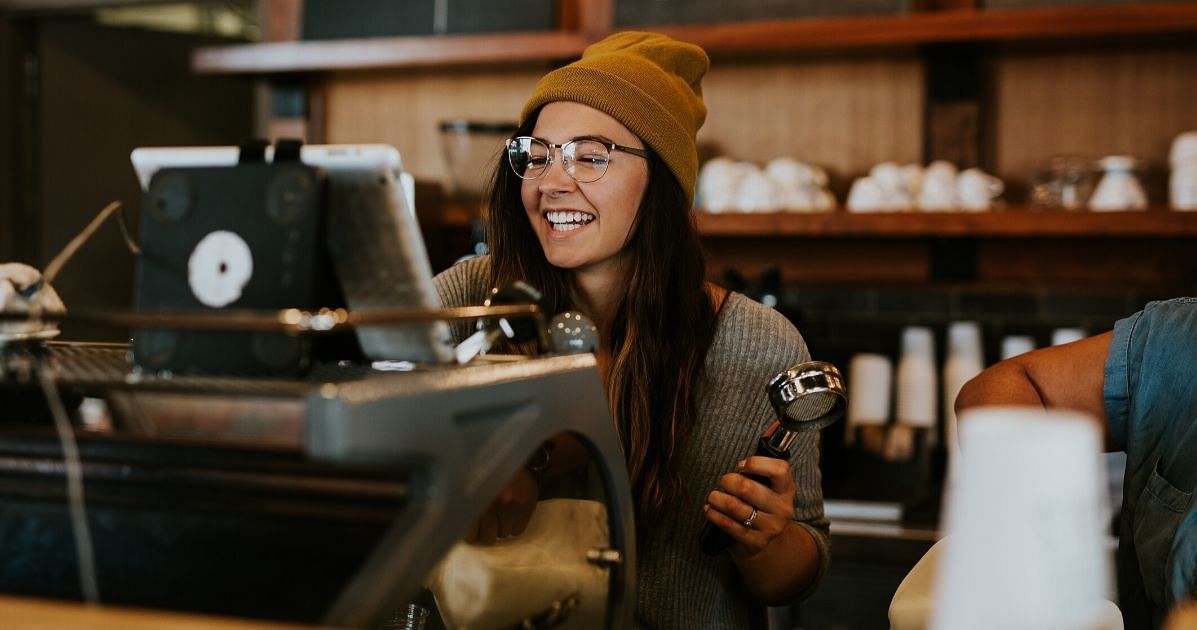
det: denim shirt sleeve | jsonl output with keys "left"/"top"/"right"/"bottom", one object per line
{"left": 1104, "top": 297, "right": 1197, "bottom": 452}
{"left": 1102, "top": 297, "right": 1197, "bottom": 627}
{"left": 1104, "top": 309, "right": 1138, "bottom": 451}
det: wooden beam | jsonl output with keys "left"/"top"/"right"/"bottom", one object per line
{"left": 915, "top": 0, "right": 978, "bottom": 10}
{"left": 692, "top": 209, "right": 1197, "bottom": 238}
{"left": 648, "top": 3, "right": 1197, "bottom": 54}
{"left": 194, "top": 3, "right": 1197, "bottom": 74}
{"left": 195, "top": 30, "right": 589, "bottom": 74}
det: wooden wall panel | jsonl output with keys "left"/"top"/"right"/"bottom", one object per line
{"left": 322, "top": 66, "right": 549, "bottom": 182}
{"left": 38, "top": 21, "right": 254, "bottom": 339}
{"left": 975, "top": 238, "right": 1197, "bottom": 292}
{"left": 322, "top": 54, "right": 924, "bottom": 195}
{"left": 699, "top": 55, "right": 924, "bottom": 192}
{"left": 702, "top": 237, "right": 929, "bottom": 284}
{"left": 990, "top": 45, "right": 1197, "bottom": 196}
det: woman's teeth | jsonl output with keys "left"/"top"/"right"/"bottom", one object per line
{"left": 546, "top": 210, "right": 595, "bottom": 232}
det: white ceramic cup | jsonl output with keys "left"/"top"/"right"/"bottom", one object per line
{"left": 765, "top": 157, "right": 816, "bottom": 188}
{"left": 919, "top": 160, "right": 959, "bottom": 211}
{"left": 1170, "top": 160, "right": 1197, "bottom": 211}
{"left": 1089, "top": 155, "right": 1148, "bottom": 211}
{"left": 1170, "top": 131, "right": 1197, "bottom": 165}
{"left": 931, "top": 406, "right": 1111, "bottom": 630}
{"left": 871, "top": 162, "right": 915, "bottom": 210}
{"left": 956, "top": 168, "right": 1004, "bottom": 211}
{"left": 847, "top": 177, "right": 886, "bottom": 212}
{"left": 733, "top": 166, "right": 780, "bottom": 212}
{"left": 697, "top": 157, "right": 742, "bottom": 213}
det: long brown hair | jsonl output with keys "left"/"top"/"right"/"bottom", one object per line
{"left": 486, "top": 109, "right": 721, "bottom": 525}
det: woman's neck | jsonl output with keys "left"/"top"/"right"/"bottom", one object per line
{"left": 570, "top": 262, "right": 625, "bottom": 336}
{"left": 567, "top": 255, "right": 631, "bottom": 384}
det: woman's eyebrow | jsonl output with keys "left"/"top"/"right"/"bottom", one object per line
{"left": 570, "top": 134, "right": 615, "bottom": 144}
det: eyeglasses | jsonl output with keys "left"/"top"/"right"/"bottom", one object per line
{"left": 505, "top": 136, "right": 649, "bottom": 183}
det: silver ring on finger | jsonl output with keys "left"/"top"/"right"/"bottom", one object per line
{"left": 742, "top": 507, "right": 759, "bottom": 529}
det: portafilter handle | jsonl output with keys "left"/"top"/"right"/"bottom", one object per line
{"left": 698, "top": 360, "right": 846, "bottom": 556}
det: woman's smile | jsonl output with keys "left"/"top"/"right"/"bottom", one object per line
{"left": 544, "top": 209, "right": 597, "bottom": 235}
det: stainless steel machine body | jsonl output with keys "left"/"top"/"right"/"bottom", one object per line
{"left": 0, "top": 343, "right": 635, "bottom": 629}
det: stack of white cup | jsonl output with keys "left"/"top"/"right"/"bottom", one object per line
{"left": 1052, "top": 327, "right": 1087, "bottom": 347}
{"left": 1172, "top": 131, "right": 1197, "bottom": 211}
{"left": 846, "top": 353, "right": 893, "bottom": 448}
{"left": 932, "top": 407, "right": 1114, "bottom": 630}
{"left": 1001, "top": 334, "right": 1036, "bottom": 360}
{"left": 942, "top": 322, "right": 984, "bottom": 457}
{"left": 896, "top": 327, "right": 937, "bottom": 428}
{"left": 893, "top": 327, "right": 937, "bottom": 459}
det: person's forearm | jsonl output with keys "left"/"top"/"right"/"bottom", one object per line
{"left": 731, "top": 521, "right": 821, "bottom": 604}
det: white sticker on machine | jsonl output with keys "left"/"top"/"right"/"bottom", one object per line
{"left": 188, "top": 230, "right": 253, "bottom": 308}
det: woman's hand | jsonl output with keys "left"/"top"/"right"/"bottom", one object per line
{"left": 703, "top": 455, "right": 796, "bottom": 557}
{"left": 466, "top": 468, "right": 539, "bottom": 544}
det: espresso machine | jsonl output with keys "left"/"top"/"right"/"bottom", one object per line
{"left": 0, "top": 142, "right": 635, "bottom": 629}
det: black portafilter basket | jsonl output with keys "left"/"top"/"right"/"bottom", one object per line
{"left": 699, "top": 360, "right": 846, "bottom": 556}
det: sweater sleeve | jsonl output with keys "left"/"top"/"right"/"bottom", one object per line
{"left": 701, "top": 295, "right": 831, "bottom": 603}
{"left": 749, "top": 303, "right": 831, "bottom": 603}
{"left": 432, "top": 256, "right": 492, "bottom": 344}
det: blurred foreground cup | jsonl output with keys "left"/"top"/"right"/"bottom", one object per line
{"left": 931, "top": 406, "right": 1116, "bottom": 630}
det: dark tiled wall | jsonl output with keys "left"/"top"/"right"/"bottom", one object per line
{"left": 779, "top": 284, "right": 1174, "bottom": 370}
{"left": 756, "top": 283, "right": 1183, "bottom": 507}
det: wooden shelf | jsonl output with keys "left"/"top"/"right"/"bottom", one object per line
{"left": 651, "top": 3, "right": 1197, "bottom": 54}
{"left": 435, "top": 204, "right": 1197, "bottom": 237}
{"left": 693, "top": 207, "right": 1197, "bottom": 237}
{"left": 193, "top": 3, "right": 1197, "bottom": 74}
{"left": 193, "top": 30, "right": 590, "bottom": 74}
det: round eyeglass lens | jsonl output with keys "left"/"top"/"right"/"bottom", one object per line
{"left": 564, "top": 140, "right": 611, "bottom": 183}
{"left": 507, "top": 137, "right": 549, "bottom": 179}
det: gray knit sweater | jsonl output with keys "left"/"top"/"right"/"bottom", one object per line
{"left": 433, "top": 256, "right": 831, "bottom": 629}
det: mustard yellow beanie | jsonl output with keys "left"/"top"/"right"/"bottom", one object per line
{"left": 520, "top": 31, "right": 709, "bottom": 205}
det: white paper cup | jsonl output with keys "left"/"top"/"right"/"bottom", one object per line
{"left": 895, "top": 326, "right": 937, "bottom": 428}
{"left": 943, "top": 322, "right": 984, "bottom": 454}
{"left": 848, "top": 353, "right": 893, "bottom": 432}
{"left": 1001, "top": 335, "right": 1036, "bottom": 360}
{"left": 1052, "top": 327, "right": 1087, "bottom": 346}
{"left": 932, "top": 407, "right": 1111, "bottom": 630}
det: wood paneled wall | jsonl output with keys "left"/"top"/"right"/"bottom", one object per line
{"left": 323, "top": 44, "right": 1197, "bottom": 201}
{"left": 990, "top": 44, "right": 1197, "bottom": 195}
{"left": 321, "top": 54, "right": 925, "bottom": 194}
{"left": 37, "top": 21, "right": 253, "bottom": 339}
{"left": 323, "top": 65, "right": 548, "bottom": 182}
{"left": 699, "top": 55, "right": 924, "bottom": 191}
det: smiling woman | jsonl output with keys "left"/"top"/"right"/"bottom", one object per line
{"left": 432, "top": 31, "right": 830, "bottom": 629}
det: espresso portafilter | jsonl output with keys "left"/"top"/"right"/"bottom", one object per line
{"left": 699, "top": 360, "right": 846, "bottom": 556}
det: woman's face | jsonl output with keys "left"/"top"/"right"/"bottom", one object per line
{"left": 521, "top": 101, "right": 649, "bottom": 275}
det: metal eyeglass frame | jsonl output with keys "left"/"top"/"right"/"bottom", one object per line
{"left": 505, "top": 136, "right": 650, "bottom": 183}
